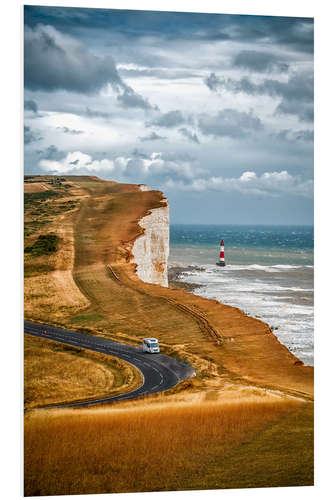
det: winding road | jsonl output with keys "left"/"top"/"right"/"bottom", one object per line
{"left": 24, "top": 320, "right": 194, "bottom": 407}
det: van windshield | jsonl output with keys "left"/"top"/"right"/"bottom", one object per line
{"left": 149, "top": 343, "right": 158, "bottom": 348}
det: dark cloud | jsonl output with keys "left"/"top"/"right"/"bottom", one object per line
{"left": 24, "top": 99, "right": 38, "bottom": 113}
{"left": 117, "top": 88, "right": 158, "bottom": 110}
{"left": 24, "top": 6, "right": 313, "bottom": 53}
{"left": 274, "top": 129, "right": 314, "bottom": 143}
{"left": 24, "top": 24, "right": 126, "bottom": 94}
{"left": 139, "top": 132, "right": 166, "bottom": 142}
{"left": 198, "top": 109, "right": 262, "bottom": 138}
{"left": 131, "top": 149, "right": 150, "bottom": 159}
{"left": 56, "top": 126, "right": 84, "bottom": 135}
{"left": 295, "top": 130, "right": 314, "bottom": 142}
{"left": 233, "top": 50, "right": 289, "bottom": 73}
{"left": 24, "top": 125, "right": 42, "bottom": 144}
{"left": 147, "top": 110, "right": 189, "bottom": 128}
{"left": 204, "top": 71, "right": 313, "bottom": 122}
{"left": 178, "top": 127, "right": 200, "bottom": 144}
{"left": 84, "top": 107, "right": 113, "bottom": 119}
{"left": 36, "top": 145, "right": 65, "bottom": 160}
{"left": 228, "top": 15, "right": 313, "bottom": 53}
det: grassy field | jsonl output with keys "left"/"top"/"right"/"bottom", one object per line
{"left": 24, "top": 398, "right": 312, "bottom": 496}
{"left": 24, "top": 335, "right": 142, "bottom": 409}
{"left": 24, "top": 175, "right": 314, "bottom": 495}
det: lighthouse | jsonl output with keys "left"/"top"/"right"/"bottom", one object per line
{"left": 216, "top": 239, "right": 226, "bottom": 267}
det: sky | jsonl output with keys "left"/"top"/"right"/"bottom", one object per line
{"left": 24, "top": 6, "right": 314, "bottom": 225}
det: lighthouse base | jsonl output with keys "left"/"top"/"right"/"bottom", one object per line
{"left": 216, "top": 262, "right": 226, "bottom": 267}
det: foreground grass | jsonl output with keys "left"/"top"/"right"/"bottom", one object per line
{"left": 24, "top": 335, "right": 142, "bottom": 409}
{"left": 24, "top": 398, "right": 312, "bottom": 496}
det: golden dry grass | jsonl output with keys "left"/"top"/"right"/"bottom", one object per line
{"left": 24, "top": 397, "right": 311, "bottom": 496}
{"left": 24, "top": 182, "right": 52, "bottom": 193}
{"left": 24, "top": 335, "right": 142, "bottom": 409}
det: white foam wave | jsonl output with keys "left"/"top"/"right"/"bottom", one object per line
{"left": 176, "top": 263, "right": 314, "bottom": 366}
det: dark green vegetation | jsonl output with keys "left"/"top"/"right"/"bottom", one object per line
{"left": 24, "top": 190, "right": 60, "bottom": 205}
{"left": 24, "top": 234, "right": 59, "bottom": 257}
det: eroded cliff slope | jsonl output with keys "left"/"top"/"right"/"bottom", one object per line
{"left": 131, "top": 197, "right": 169, "bottom": 287}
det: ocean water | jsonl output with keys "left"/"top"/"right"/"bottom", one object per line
{"left": 169, "top": 225, "right": 314, "bottom": 366}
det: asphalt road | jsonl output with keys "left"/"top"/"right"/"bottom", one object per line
{"left": 24, "top": 320, "right": 194, "bottom": 408}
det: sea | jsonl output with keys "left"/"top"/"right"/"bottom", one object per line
{"left": 169, "top": 224, "right": 314, "bottom": 366}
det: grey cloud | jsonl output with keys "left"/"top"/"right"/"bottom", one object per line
{"left": 295, "top": 130, "right": 314, "bottom": 142}
{"left": 147, "top": 110, "right": 189, "bottom": 128}
{"left": 198, "top": 109, "right": 262, "bottom": 139}
{"left": 233, "top": 50, "right": 289, "bottom": 73}
{"left": 24, "top": 125, "right": 42, "bottom": 144}
{"left": 131, "top": 149, "right": 150, "bottom": 159}
{"left": 119, "top": 67, "right": 200, "bottom": 80}
{"left": 165, "top": 170, "right": 313, "bottom": 198}
{"left": 275, "top": 129, "right": 314, "bottom": 143}
{"left": 57, "top": 126, "right": 84, "bottom": 135}
{"left": 139, "top": 132, "right": 166, "bottom": 142}
{"left": 204, "top": 71, "right": 313, "bottom": 122}
{"left": 275, "top": 98, "right": 313, "bottom": 122}
{"left": 178, "top": 127, "right": 200, "bottom": 144}
{"left": 205, "top": 72, "right": 220, "bottom": 92}
{"left": 84, "top": 107, "right": 113, "bottom": 119}
{"left": 117, "top": 88, "right": 158, "bottom": 110}
{"left": 36, "top": 145, "right": 64, "bottom": 160}
{"left": 24, "top": 100, "right": 38, "bottom": 113}
{"left": 24, "top": 24, "right": 126, "bottom": 94}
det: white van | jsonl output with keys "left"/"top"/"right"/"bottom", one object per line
{"left": 142, "top": 338, "right": 160, "bottom": 353}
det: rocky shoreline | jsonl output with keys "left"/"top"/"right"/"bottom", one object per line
{"left": 168, "top": 265, "right": 204, "bottom": 292}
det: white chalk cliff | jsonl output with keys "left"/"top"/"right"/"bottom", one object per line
{"left": 131, "top": 198, "right": 169, "bottom": 287}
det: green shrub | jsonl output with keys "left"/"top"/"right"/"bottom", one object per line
{"left": 24, "top": 233, "right": 59, "bottom": 257}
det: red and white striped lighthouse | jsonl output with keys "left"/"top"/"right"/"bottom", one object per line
{"left": 216, "top": 239, "right": 226, "bottom": 267}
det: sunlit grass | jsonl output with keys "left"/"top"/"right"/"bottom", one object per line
{"left": 24, "top": 398, "right": 310, "bottom": 496}
{"left": 24, "top": 335, "right": 142, "bottom": 408}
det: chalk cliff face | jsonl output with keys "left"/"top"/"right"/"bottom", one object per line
{"left": 131, "top": 198, "right": 169, "bottom": 287}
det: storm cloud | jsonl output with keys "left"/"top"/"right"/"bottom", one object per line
{"left": 117, "top": 88, "right": 158, "bottom": 110}
{"left": 24, "top": 100, "right": 38, "bottom": 113}
{"left": 24, "top": 24, "right": 126, "bottom": 94}
{"left": 24, "top": 125, "right": 42, "bottom": 144}
{"left": 233, "top": 50, "right": 289, "bottom": 73}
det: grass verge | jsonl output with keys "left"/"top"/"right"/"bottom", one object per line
{"left": 24, "top": 334, "right": 142, "bottom": 409}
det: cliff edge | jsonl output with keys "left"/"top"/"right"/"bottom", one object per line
{"left": 131, "top": 196, "right": 169, "bottom": 287}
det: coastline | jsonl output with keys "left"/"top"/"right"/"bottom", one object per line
{"left": 168, "top": 261, "right": 314, "bottom": 368}
{"left": 168, "top": 265, "right": 204, "bottom": 292}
